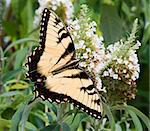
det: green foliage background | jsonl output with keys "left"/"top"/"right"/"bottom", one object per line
{"left": 0, "top": 0, "right": 149, "bottom": 130}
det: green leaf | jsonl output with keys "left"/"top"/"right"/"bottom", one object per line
{"left": 20, "top": 0, "right": 34, "bottom": 36}
{"left": 127, "top": 109, "right": 143, "bottom": 131}
{"left": 14, "top": 47, "right": 28, "bottom": 70}
{"left": 0, "top": 47, "right": 4, "bottom": 70}
{"left": 46, "top": 112, "right": 53, "bottom": 122}
{"left": 10, "top": 103, "right": 26, "bottom": 131}
{"left": 8, "top": 83, "right": 28, "bottom": 90}
{"left": 2, "top": 21, "right": 18, "bottom": 37}
{"left": 39, "top": 124, "right": 61, "bottom": 131}
{"left": 1, "top": 107, "right": 16, "bottom": 120}
{"left": 104, "top": 103, "right": 115, "bottom": 131}
{"left": 121, "top": 2, "right": 132, "bottom": 19}
{"left": 10, "top": 95, "right": 26, "bottom": 109}
{"left": 42, "top": 101, "right": 57, "bottom": 119}
{"left": 31, "top": 117, "right": 45, "bottom": 129}
{"left": 115, "top": 123, "right": 122, "bottom": 131}
{"left": 0, "top": 118, "right": 11, "bottom": 129}
{"left": 125, "top": 105, "right": 150, "bottom": 130}
{"left": 0, "top": 91, "right": 22, "bottom": 97}
{"left": 11, "top": 0, "right": 27, "bottom": 20}
{"left": 4, "top": 38, "right": 37, "bottom": 54}
{"left": 19, "top": 99, "right": 38, "bottom": 131}
{"left": 141, "top": 0, "right": 150, "bottom": 45}
{"left": 61, "top": 122, "right": 71, "bottom": 131}
{"left": 100, "top": 4, "right": 123, "bottom": 44}
{"left": 31, "top": 110, "right": 49, "bottom": 123}
{"left": 2, "top": 68, "right": 22, "bottom": 82}
{"left": 64, "top": 112, "right": 89, "bottom": 131}
{"left": 25, "top": 121, "right": 37, "bottom": 131}
{"left": 3, "top": 79, "right": 29, "bottom": 91}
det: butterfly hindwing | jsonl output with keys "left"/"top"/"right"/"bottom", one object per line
{"left": 26, "top": 8, "right": 102, "bottom": 119}
{"left": 46, "top": 68, "right": 102, "bottom": 119}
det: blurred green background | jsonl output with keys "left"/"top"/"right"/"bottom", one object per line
{"left": 0, "top": 0, "right": 149, "bottom": 130}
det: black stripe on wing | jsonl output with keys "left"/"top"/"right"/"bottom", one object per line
{"left": 55, "top": 42, "right": 75, "bottom": 65}
{"left": 52, "top": 60, "right": 79, "bottom": 75}
{"left": 81, "top": 85, "right": 97, "bottom": 95}
{"left": 58, "top": 27, "right": 65, "bottom": 35}
{"left": 63, "top": 71, "right": 89, "bottom": 79}
{"left": 62, "top": 71, "right": 98, "bottom": 96}
{"left": 49, "top": 11, "right": 76, "bottom": 67}
{"left": 54, "top": 17, "right": 61, "bottom": 25}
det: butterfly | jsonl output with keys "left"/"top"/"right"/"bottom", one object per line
{"left": 26, "top": 8, "right": 103, "bottom": 119}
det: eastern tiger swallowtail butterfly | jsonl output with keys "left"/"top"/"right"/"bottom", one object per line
{"left": 26, "top": 8, "right": 103, "bottom": 119}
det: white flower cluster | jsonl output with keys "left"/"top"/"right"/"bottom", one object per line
{"left": 33, "top": 0, "right": 51, "bottom": 28}
{"left": 33, "top": 0, "right": 74, "bottom": 27}
{"left": 68, "top": 5, "right": 141, "bottom": 93}
{"left": 102, "top": 40, "right": 141, "bottom": 86}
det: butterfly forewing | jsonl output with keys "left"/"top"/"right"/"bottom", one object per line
{"left": 26, "top": 8, "right": 103, "bottom": 119}
{"left": 37, "top": 9, "right": 75, "bottom": 77}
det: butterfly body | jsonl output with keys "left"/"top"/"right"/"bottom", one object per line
{"left": 26, "top": 8, "right": 103, "bottom": 119}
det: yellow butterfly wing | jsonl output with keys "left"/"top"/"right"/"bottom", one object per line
{"left": 46, "top": 68, "right": 103, "bottom": 119}
{"left": 26, "top": 8, "right": 103, "bottom": 119}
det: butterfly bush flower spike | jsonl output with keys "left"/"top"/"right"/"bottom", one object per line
{"left": 103, "top": 19, "right": 141, "bottom": 88}
{"left": 68, "top": 5, "right": 141, "bottom": 101}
